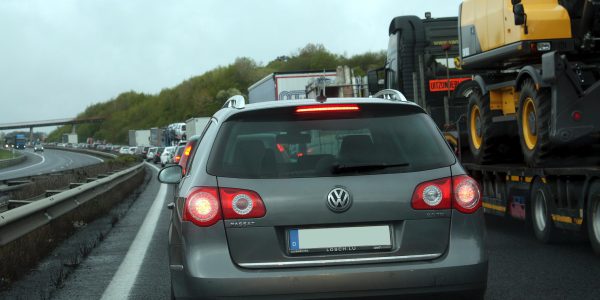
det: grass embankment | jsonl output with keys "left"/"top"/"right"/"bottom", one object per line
{"left": 0, "top": 149, "right": 18, "bottom": 160}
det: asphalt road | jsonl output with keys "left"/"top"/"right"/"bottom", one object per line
{"left": 0, "top": 148, "right": 104, "bottom": 181}
{"left": 6, "top": 163, "right": 600, "bottom": 299}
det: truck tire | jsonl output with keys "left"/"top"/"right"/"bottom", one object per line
{"left": 530, "top": 178, "right": 560, "bottom": 243}
{"left": 586, "top": 180, "right": 600, "bottom": 255}
{"left": 453, "top": 80, "right": 479, "bottom": 100}
{"left": 517, "top": 80, "right": 552, "bottom": 167}
{"left": 467, "top": 91, "right": 502, "bottom": 164}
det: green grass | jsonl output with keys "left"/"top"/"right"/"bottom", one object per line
{"left": 0, "top": 149, "right": 18, "bottom": 159}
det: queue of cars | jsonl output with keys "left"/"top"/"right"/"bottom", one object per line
{"left": 157, "top": 93, "right": 487, "bottom": 299}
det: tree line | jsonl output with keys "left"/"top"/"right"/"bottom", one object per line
{"left": 47, "top": 44, "right": 385, "bottom": 143}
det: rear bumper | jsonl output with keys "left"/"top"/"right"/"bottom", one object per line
{"left": 170, "top": 210, "right": 488, "bottom": 299}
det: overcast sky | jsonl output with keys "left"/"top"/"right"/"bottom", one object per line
{"left": 0, "top": 0, "right": 460, "bottom": 133}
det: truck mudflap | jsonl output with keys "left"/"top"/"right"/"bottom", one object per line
{"left": 541, "top": 51, "right": 600, "bottom": 145}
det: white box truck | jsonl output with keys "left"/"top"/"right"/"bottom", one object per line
{"left": 248, "top": 71, "right": 337, "bottom": 103}
{"left": 128, "top": 130, "right": 150, "bottom": 146}
{"left": 185, "top": 117, "right": 210, "bottom": 138}
{"left": 62, "top": 133, "right": 77, "bottom": 144}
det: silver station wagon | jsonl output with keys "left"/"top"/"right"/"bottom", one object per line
{"left": 159, "top": 92, "right": 488, "bottom": 299}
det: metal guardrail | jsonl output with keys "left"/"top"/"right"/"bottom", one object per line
{"left": 44, "top": 145, "right": 118, "bottom": 159}
{"left": 0, "top": 163, "right": 143, "bottom": 246}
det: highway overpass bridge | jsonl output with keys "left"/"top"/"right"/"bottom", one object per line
{"left": 0, "top": 117, "right": 104, "bottom": 142}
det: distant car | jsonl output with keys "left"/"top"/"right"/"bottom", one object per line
{"left": 172, "top": 145, "right": 186, "bottom": 164}
{"left": 160, "top": 146, "right": 176, "bottom": 167}
{"left": 169, "top": 123, "right": 187, "bottom": 140}
{"left": 146, "top": 147, "right": 158, "bottom": 161}
{"left": 119, "top": 146, "right": 130, "bottom": 154}
{"left": 128, "top": 147, "right": 137, "bottom": 155}
{"left": 141, "top": 146, "right": 150, "bottom": 157}
{"left": 158, "top": 94, "right": 487, "bottom": 299}
{"left": 154, "top": 147, "right": 165, "bottom": 164}
{"left": 34, "top": 144, "right": 44, "bottom": 152}
{"left": 178, "top": 135, "right": 202, "bottom": 175}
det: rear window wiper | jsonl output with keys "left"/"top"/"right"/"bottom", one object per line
{"left": 331, "top": 163, "right": 410, "bottom": 174}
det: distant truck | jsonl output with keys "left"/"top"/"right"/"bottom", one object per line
{"left": 62, "top": 133, "right": 77, "bottom": 144}
{"left": 248, "top": 71, "right": 337, "bottom": 103}
{"left": 150, "top": 127, "right": 165, "bottom": 146}
{"left": 15, "top": 134, "right": 26, "bottom": 149}
{"left": 185, "top": 117, "right": 210, "bottom": 138}
{"left": 128, "top": 130, "right": 150, "bottom": 146}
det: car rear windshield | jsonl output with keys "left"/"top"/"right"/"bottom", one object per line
{"left": 207, "top": 104, "right": 455, "bottom": 178}
{"left": 176, "top": 146, "right": 185, "bottom": 156}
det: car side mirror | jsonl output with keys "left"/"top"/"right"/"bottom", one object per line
{"left": 513, "top": 3, "right": 526, "bottom": 26}
{"left": 158, "top": 164, "right": 183, "bottom": 184}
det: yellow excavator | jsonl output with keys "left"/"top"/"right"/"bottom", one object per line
{"left": 459, "top": 0, "right": 600, "bottom": 166}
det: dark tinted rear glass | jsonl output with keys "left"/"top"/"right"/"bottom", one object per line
{"left": 207, "top": 104, "right": 455, "bottom": 178}
{"left": 176, "top": 146, "right": 185, "bottom": 156}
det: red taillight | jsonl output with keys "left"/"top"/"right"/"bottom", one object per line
{"left": 452, "top": 175, "right": 481, "bottom": 213}
{"left": 183, "top": 187, "right": 266, "bottom": 227}
{"left": 295, "top": 104, "right": 360, "bottom": 113}
{"left": 411, "top": 175, "right": 481, "bottom": 214}
{"left": 183, "top": 187, "right": 221, "bottom": 227}
{"left": 411, "top": 178, "right": 452, "bottom": 210}
{"left": 219, "top": 188, "right": 266, "bottom": 219}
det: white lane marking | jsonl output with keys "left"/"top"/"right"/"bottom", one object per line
{"left": 101, "top": 163, "right": 166, "bottom": 300}
{"left": 0, "top": 151, "right": 46, "bottom": 175}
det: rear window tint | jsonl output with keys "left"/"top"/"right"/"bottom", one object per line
{"left": 176, "top": 146, "right": 185, "bottom": 156}
{"left": 207, "top": 104, "right": 455, "bottom": 178}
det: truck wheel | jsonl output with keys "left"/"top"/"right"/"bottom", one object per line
{"left": 586, "top": 180, "right": 600, "bottom": 255}
{"left": 467, "top": 91, "right": 501, "bottom": 164}
{"left": 530, "top": 178, "right": 560, "bottom": 243}
{"left": 517, "top": 80, "right": 552, "bottom": 167}
{"left": 453, "top": 80, "right": 479, "bottom": 100}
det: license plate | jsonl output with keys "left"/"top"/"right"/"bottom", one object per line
{"left": 288, "top": 225, "right": 392, "bottom": 254}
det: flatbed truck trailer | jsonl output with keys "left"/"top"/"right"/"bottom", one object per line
{"left": 463, "top": 162, "right": 600, "bottom": 253}
{"left": 371, "top": 12, "right": 600, "bottom": 254}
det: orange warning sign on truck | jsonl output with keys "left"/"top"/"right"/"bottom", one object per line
{"left": 429, "top": 78, "right": 471, "bottom": 92}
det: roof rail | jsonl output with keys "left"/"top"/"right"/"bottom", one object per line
{"left": 223, "top": 95, "right": 246, "bottom": 109}
{"left": 372, "top": 89, "right": 408, "bottom": 102}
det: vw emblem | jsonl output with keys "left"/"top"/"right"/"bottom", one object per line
{"left": 327, "top": 187, "right": 352, "bottom": 213}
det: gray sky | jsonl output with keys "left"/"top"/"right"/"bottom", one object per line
{"left": 0, "top": 0, "right": 460, "bottom": 133}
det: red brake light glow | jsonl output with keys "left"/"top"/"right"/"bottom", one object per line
{"left": 452, "top": 175, "right": 481, "bottom": 213}
{"left": 276, "top": 144, "right": 285, "bottom": 153}
{"left": 183, "top": 187, "right": 221, "bottom": 227}
{"left": 183, "top": 187, "right": 267, "bottom": 227}
{"left": 296, "top": 104, "right": 360, "bottom": 113}
{"left": 411, "top": 175, "right": 481, "bottom": 213}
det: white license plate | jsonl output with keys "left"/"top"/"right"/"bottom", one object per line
{"left": 288, "top": 225, "right": 392, "bottom": 254}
